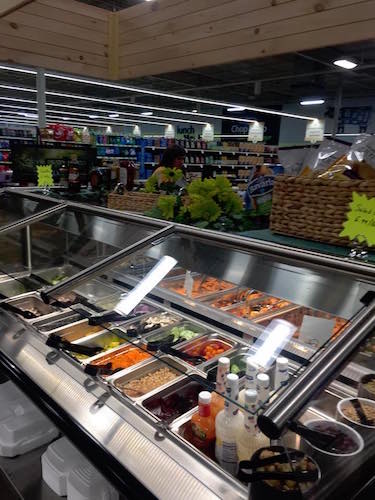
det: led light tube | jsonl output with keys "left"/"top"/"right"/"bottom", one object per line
{"left": 115, "top": 256, "right": 177, "bottom": 316}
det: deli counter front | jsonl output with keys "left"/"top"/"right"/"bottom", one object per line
{"left": 0, "top": 188, "right": 374, "bottom": 500}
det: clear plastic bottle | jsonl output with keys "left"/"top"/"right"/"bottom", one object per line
{"left": 238, "top": 358, "right": 258, "bottom": 410}
{"left": 215, "top": 374, "right": 244, "bottom": 475}
{"left": 211, "top": 357, "right": 230, "bottom": 420}
{"left": 236, "top": 389, "right": 269, "bottom": 462}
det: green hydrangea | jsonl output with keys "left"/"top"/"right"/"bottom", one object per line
{"left": 188, "top": 195, "right": 221, "bottom": 222}
{"left": 157, "top": 195, "right": 177, "bottom": 220}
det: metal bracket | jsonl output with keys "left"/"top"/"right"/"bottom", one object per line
{"left": 154, "top": 421, "right": 170, "bottom": 441}
{"left": 83, "top": 378, "right": 99, "bottom": 393}
{"left": 92, "top": 392, "right": 110, "bottom": 411}
{"left": 46, "top": 350, "right": 61, "bottom": 365}
{"left": 12, "top": 327, "right": 26, "bottom": 340}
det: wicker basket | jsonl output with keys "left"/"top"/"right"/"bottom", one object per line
{"left": 270, "top": 176, "right": 375, "bottom": 246}
{"left": 107, "top": 192, "right": 159, "bottom": 213}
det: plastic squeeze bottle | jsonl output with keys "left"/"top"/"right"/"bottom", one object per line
{"left": 236, "top": 389, "right": 269, "bottom": 462}
{"left": 238, "top": 357, "right": 258, "bottom": 410}
{"left": 256, "top": 373, "right": 270, "bottom": 413}
{"left": 211, "top": 357, "right": 230, "bottom": 420}
{"left": 190, "top": 391, "right": 216, "bottom": 453}
{"left": 215, "top": 374, "right": 244, "bottom": 475}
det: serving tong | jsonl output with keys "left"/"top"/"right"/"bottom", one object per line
{"left": 46, "top": 333, "right": 102, "bottom": 357}
{"left": 147, "top": 336, "right": 206, "bottom": 364}
{"left": 238, "top": 448, "right": 319, "bottom": 484}
{"left": 288, "top": 421, "right": 344, "bottom": 452}
{"left": 0, "top": 301, "right": 37, "bottom": 319}
{"left": 349, "top": 398, "right": 374, "bottom": 426}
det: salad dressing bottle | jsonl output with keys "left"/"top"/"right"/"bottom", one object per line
{"left": 211, "top": 357, "right": 230, "bottom": 420}
{"left": 238, "top": 358, "right": 258, "bottom": 410}
{"left": 215, "top": 374, "right": 244, "bottom": 475}
{"left": 190, "top": 391, "right": 216, "bottom": 453}
{"left": 236, "top": 389, "right": 269, "bottom": 462}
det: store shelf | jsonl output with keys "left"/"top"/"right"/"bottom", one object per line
{"left": 96, "top": 143, "right": 140, "bottom": 148}
{"left": 0, "top": 149, "right": 11, "bottom": 151}
{"left": 97, "top": 156, "right": 138, "bottom": 160}
{"left": 0, "top": 161, "right": 12, "bottom": 164}
{"left": 144, "top": 145, "right": 277, "bottom": 157}
{"left": 0, "top": 136, "right": 35, "bottom": 140}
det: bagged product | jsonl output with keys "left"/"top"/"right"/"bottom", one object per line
{"left": 299, "top": 139, "right": 349, "bottom": 177}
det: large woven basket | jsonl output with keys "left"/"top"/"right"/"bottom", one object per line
{"left": 107, "top": 192, "right": 159, "bottom": 213}
{"left": 270, "top": 176, "right": 375, "bottom": 246}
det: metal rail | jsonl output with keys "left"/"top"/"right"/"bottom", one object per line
{"left": 0, "top": 202, "right": 67, "bottom": 235}
{"left": 41, "top": 224, "right": 176, "bottom": 303}
{"left": 258, "top": 298, "right": 375, "bottom": 439}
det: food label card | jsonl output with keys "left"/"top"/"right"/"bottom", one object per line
{"left": 299, "top": 316, "right": 335, "bottom": 348}
{"left": 340, "top": 192, "right": 375, "bottom": 246}
{"left": 37, "top": 164, "right": 54, "bottom": 187}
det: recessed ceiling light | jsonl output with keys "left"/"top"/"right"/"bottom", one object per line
{"left": 109, "top": 113, "right": 119, "bottom": 118}
{"left": 141, "top": 111, "right": 153, "bottom": 116}
{"left": 89, "top": 114, "right": 99, "bottom": 118}
{"left": 192, "top": 109, "right": 198, "bottom": 113}
{"left": 333, "top": 59, "right": 358, "bottom": 70}
{"left": 300, "top": 99, "right": 325, "bottom": 106}
{"left": 61, "top": 117, "right": 69, "bottom": 120}
{"left": 227, "top": 106, "right": 246, "bottom": 112}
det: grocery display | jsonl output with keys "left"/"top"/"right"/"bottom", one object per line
{"left": 0, "top": 188, "right": 374, "bottom": 500}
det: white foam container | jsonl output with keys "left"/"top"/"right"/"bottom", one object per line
{"left": 0, "top": 381, "right": 59, "bottom": 457}
{"left": 67, "top": 463, "right": 119, "bottom": 500}
{"left": 42, "top": 437, "right": 84, "bottom": 496}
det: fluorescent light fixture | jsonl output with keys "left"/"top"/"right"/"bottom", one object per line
{"left": 141, "top": 111, "right": 153, "bottom": 116}
{"left": 0, "top": 84, "right": 36, "bottom": 93}
{"left": 115, "top": 256, "right": 177, "bottom": 316}
{"left": 249, "top": 319, "right": 297, "bottom": 370}
{"left": 45, "top": 71, "right": 316, "bottom": 120}
{"left": 300, "top": 99, "right": 325, "bottom": 106}
{"left": 192, "top": 109, "right": 198, "bottom": 113}
{"left": 0, "top": 64, "right": 315, "bottom": 120}
{"left": 89, "top": 114, "right": 99, "bottom": 119}
{"left": 45, "top": 110, "right": 170, "bottom": 127}
{"left": 333, "top": 59, "right": 358, "bottom": 70}
{"left": 109, "top": 113, "right": 119, "bottom": 118}
{"left": 0, "top": 64, "right": 36, "bottom": 75}
{"left": 214, "top": 134, "right": 249, "bottom": 138}
{"left": 61, "top": 117, "right": 69, "bottom": 120}
{"left": 227, "top": 106, "right": 246, "bottom": 112}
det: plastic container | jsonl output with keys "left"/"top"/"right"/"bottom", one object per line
{"left": 300, "top": 419, "right": 363, "bottom": 476}
{"left": 358, "top": 373, "right": 375, "bottom": 401}
{"left": 0, "top": 382, "right": 59, "bottom": 457}
{"left": 337, "top": 397, "right": 375, "bottom": 440}
{"left": 67, "top": 462, "right": 119, "bottom": 500}
{"left": 42, "top": 437, "right": 84, "bottom": 496}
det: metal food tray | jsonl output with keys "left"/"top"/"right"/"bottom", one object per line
{"left": 159, "top": 275, "right": 237, "bottom": 300}
{"left": 224, "top": 295, "right": 296, "bottom": 322}
{"left": 202, "top": 288, "right": 264, "bottom": 311}
{"left": 86, "top": 342, "right": 152, "bottom": 373}
{"left": 31, "top": 265, "right": 80, "bottom": 285}
{"left": 67, "top": 329, "right": 131, "bottom": 363}
{"left": 177, "top": 333, "right": 238, "bottom": 367}
{"left": 0, "top": 276, "right": 41, "bottom": 299}
{"left": 32, "top": 310, "right": 86, "bottom": 333}
{"left": 141, "top": 376, "right": 209, "bottom": 424}
{"left": 143, "top": 320, "right": 207, "bottom": 345}
{"left": 48, "top": 319, "right": 104, "bottom": 342}
{"left": 74, "top": 280, "right": 123, "bottom": 302}
{"left": 4, "top": 292, "right": 58, "bottom": 320}
{"left": 108, "top": 355, "right": 190, "bottom": 402}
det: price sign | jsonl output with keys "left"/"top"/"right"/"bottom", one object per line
{"left": 247, "top": 121, "right": 264, "bottom": 143}
{"left": 305, "top": 119, "right": 325, "bottom": 143}
{"left": 340, "top": 192, "right": 375, "bottom": 246}
{"left": 37, "top": 164, "right": 54, "bottom": 187}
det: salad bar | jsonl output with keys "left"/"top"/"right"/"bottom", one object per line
{"left": 0, "top": 188, "right": 374, "bottom": 500}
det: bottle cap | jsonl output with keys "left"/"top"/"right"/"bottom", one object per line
{"left": 225, "top": 373, "right": 239, "bottom": 397}
{"left": 244, "top": 389, "right": 258, "bottom": 405}
{"left": 199, "top": 391, "right": 211, "bottom": 405}
{"left": 218, "top": 357, "right": 230, "bottom": 368}
{"left": 276, "top": 357, "right": 288, "bottom": 367}
{"left": 257, "top": 373, "right": 270, "bottom": 388}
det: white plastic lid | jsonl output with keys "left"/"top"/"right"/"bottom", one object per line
{"left": 257, "top": 373, "right": 270, "bottom": 386}
{"left": 199, "top": 391, "right": 211, "bottom": 405}
{"left": 218, "top": 357, "right": 230, "bottom": 368}
{"left": 276, "top": 357, "right": 288, "bottom": 367}
{"left": 244, "top": 389, "right": 258, "bottom": 405}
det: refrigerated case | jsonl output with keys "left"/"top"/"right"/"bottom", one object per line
{"left": 0, "top": 188, "right": 374, "bottom": 499}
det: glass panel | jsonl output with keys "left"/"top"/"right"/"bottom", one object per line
{"left": 0, "top": 206, "right": 159, "bottom": 298}
{"left": 0, "top": 191, "right": 57, "bottom": 227}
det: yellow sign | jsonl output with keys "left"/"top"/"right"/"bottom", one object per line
{"left": 340, "top": 192, "right": 375, "bottom": 246}
{"left": 37, "top": 164, "right": 54, "bottom": 187}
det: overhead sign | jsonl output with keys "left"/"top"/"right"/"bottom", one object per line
{"left": 37, "top": 164, "right": 54, "bottom": 187}
{"left": 247, "top": 121, "right": 264, "bottom": 143}
{"left": 340, "top": 192, "right": 375, "bottom": 246}
{"left": 305, "top": 118, "right": 325, "bottom": 143}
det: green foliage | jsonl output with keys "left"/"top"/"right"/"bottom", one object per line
{"left": 144, "top": 167, "right": 183, "bottom": 194}
{"left": 144, "top": 175, "right": 158, "bottom": 193}
{"left": 188, "top": 195, "right": 221, "bottom": 222}
{"left": 157, "top": 195, "right": 177, "bottom": 220}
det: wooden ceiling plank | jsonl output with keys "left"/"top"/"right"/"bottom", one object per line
{"left": 119, "top": 0, "right": 292, "bottom": 45}
{"left": 0, "top": 0, "right": 34, "bottom": 19}
{"left": 5, "top": 10, "right": 107, "bottom": 43}
{"left": 0, "top": 19, "right": 106, "bottom": 55}
{"left": 118, "top": 0, "right": 185, "bottom": 22}
{"left": 37, "top": 0, "right": 107, "bottom": 20}
{"left": 22, "top": 1, "right": 107, "bottom": 33}
{"left": 119, "top": 16, "right": 375, "bottom": 79}
{"left": 120, "top": 0, "right": 362, "bottom": 56}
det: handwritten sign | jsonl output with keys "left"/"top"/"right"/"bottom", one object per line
{"left": 37, "top": 164, "right": 54, "bottom": 187}
{"left": 340, "top": 192, "right": 375, "bottom": 246}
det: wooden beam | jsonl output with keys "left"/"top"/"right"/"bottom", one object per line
{"left": 0, "top": 0, "right": 34, "bottom": 18}
{"left": 108, "top": 12, "right": 119, "bottom": 80}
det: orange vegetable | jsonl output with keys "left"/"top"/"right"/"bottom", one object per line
{"left": 92, "top": 347, "right": 150, "bottom": 371}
